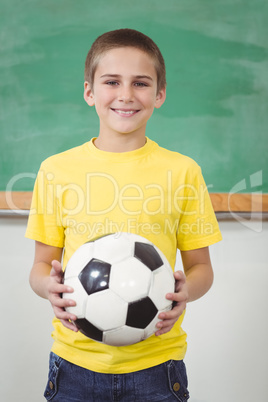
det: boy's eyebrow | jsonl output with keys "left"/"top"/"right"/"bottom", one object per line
{"left": 100, "top": 74, "right": 153, "bottom": 81}
{"left": 135, "top": 75, "right": 153, "bottom": 81}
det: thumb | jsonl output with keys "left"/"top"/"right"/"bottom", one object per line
{"left": 51, "top": 260, "right": 63, "bottom": 278}
{"left": 174, "top": 270, "right": 186, "bottom": 281}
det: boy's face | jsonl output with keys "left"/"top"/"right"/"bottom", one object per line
{"left": 84, "top": 47, "right": 166, "bottom": 141}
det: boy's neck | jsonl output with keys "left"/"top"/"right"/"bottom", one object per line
{"left": 93, "top": 132, "right": 147, "bottom": 153}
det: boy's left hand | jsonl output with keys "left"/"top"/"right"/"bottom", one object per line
{"left": 155, "top": 270, "right": 188, "bottom": 336}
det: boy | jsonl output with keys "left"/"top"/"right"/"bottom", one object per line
{"left": 26, "top": 29, "right": 222, "bottom": 401}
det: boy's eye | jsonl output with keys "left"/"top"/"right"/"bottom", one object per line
{"left": 134, "top": 82, "right": 148, "bottom": 87}
{"left": 106, "top": 81, "right": 119, "bottom": 86}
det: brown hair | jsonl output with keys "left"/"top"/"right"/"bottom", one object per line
{"left": 84, "top": 28, "right": 166, "bottom": 94}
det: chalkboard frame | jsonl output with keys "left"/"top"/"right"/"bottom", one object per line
{"left": 0, "top": 192, "right": 267, "bottom": 212}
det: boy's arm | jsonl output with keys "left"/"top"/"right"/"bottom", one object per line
{"left": 180, "top": 246, "right": 214, "bottom": 302}
{"left": 155, "top": 246, "right": 213, "bottom": 336}
{"left": 29, "top": 241, "right": 78, "bottom": 332}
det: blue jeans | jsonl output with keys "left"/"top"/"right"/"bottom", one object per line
{"left": 44, "top": 352, "right": 189, "bottom": 401}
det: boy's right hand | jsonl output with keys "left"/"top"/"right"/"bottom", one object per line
{"left": 48, "top": 260, "right": 78, "bottom": 332}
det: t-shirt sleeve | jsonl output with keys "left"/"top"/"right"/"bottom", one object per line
{"left": 176, "top": 165, "right": 222, "bottom": 251}
{"left": 25, "top": 162, "right": 65, "bottom": 248}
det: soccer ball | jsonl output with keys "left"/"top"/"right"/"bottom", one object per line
{"left": 62, "top": 232, "right": 175, "bottom": 346}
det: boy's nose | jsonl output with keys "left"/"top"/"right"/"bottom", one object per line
{"left": 118, "top": 86, "right": 134, "bottom": 103}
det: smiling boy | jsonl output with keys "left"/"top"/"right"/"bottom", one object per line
{"left": 84, "top": 46, "right": 165, "bottom": 152}
{"left": 26, "top": 29, "right": 222, "bottom": 401}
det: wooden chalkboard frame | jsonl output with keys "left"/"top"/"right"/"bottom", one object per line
{"left": 0, "top": 192, "right": 267, "bottom": 212}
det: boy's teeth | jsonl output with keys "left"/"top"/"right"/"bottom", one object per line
{"left": 116, "top": 110, "right": 135, "bottom": 115}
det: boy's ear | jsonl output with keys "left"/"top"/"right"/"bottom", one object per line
{"left": 154, "top": 87, "right": 166, "bottom": 109}
{"left": 84, "top": 81, "right": 95, "bottom": 106}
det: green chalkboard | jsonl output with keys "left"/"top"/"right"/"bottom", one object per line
{"left": 1, "top": 0, "right": 267, "bottom": 193}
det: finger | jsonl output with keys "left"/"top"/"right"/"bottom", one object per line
{"left": 165, "top": 290, "right": 188, "bottom": 306}
{"left": 60, "top": 319, "right": 79, "bottom": 332}
{"left": 54, "top": 306, "right": 77, "bottom": 322}
{"left": 158, "top": 304, "right": 186, "bottom": 321}
{"left": 174, "top": 270, "right": 186, "bottom": 283}
{"left": 155, "top": 320, "right": 176, "bottom": 336}
{"left": 50, "top": 260, "right": 63, "bottom": 280}
{"left": 157, "top": 316, "right": 176, "bottom": 328}
{"left": 50, "top": 294, "right": 76, "bottom": 309}
{"left": 174, "top": 271, "right": 186, "bottom": 291}
{"left": 51, "top": 260, "right": 62, "bottom": 272}
{"left": 155, "top": 326, "right": 173, "bottom": 336}
{"left": 174, "top": 270, "right": 185, "bottom": 279}
{"left": 155, "top": 304, "right": 186, "bottom": 336}
{"left": 48, "top": 282, "right": 74, "bottom": 297}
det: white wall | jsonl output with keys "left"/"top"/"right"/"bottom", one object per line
{"left": 183, "top": 219, "right": 268, "bottom": 402}
{"left": 0, "top": 216, "right": 267, "bottom": 402}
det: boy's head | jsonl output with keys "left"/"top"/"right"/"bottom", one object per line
{"left": 84, "top": 28, "right": 166, "bottom": 94}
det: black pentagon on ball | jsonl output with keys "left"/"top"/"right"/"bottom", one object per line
{"left": 134, "top": 242, "right": 163, "bottom": 271}
{"left": 126, "top": 297, "right": 158, "bottom": 329}
{"left": 78, "top": 258, "right": 111, "bottom": 295}
{"left": 75, "top": 318, "right": 103, "bottom": 342}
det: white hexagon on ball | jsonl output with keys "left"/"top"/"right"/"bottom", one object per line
{"left": 85, "top": 289, "right": 128, "bottom": 331}
{"left": 149, "top": 266, "right": 175, "bottom": 310}
{"left": 103, "top": 325, "right": 145, "bottom": 346}
{"left": 110, "top": 257, "right": 152, "bottom": 303}
{"left": 92, "top": 233, "right": 133, "bottom": 265}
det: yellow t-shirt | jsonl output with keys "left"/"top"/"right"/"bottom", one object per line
{"left": 25, "top": 137, "right": 222, "bottom": 374}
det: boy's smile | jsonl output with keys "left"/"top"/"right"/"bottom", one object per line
{"left": 84, "top": 47, "right": 166, "bottom": 151}
{"left": 111, "top": 109, "right": 139, "bottom": 117}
